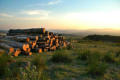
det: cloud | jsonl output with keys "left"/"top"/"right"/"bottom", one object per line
{"left": 28, "top": 0, "right": 62, "bottom": 7}
{"left": 22, "top": 10, "right": 51, "bottom": 16}
{"left": 17, "top": 10, "right": 51, "bottom": 20}
{"left": 48, "top": 0, "right": 62, "bottom": 5}
{"left": 16, "top": 17, "right": 49, "bottom": 20}
{"left": 0, "top": 13, "right": 14, "bottom": 18}
{"left": 64, "top": 10, "right": 120, "bottom": 27}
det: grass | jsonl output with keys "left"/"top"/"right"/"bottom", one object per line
{"left": 77, "top": 50, "right": 91, "bottom": 61}
{"left": 51, "top": 50, "right": 73, "bottom": 63}
{"left": 87, "top": 52, "right": 108, "bottom": 76}
{"left": 103, "top": 52, "right": 116, "bottom": 63}
{"left": 0, "top": 54, "right": 13, "bottom": 78}
{"left": 0, "top": 53, "right": 49, "bottom": 80}
{"left": 32, "top": 55, "right": 47, "bottom": 71}
{"left": 1, "top": 37, "right": 120, "bottom": 80}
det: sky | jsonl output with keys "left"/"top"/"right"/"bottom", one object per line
{"left": 0, "top": 0, "right": 120, "bottom": 30}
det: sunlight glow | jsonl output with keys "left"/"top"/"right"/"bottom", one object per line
{"left": 64, "top": 10, "right": 120, "bottom": 29}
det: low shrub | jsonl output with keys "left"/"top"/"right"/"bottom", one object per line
{"left": 87, "top": 52, "right": 107, "bottom": 76}
{"left": 88, "top": 62, "right": 107, "bottom": 76}
{"left": 6, "top": 66, "right": 20, "bottom": 80}
{"left": 32, "top": 55, "right": 46, "bottom": 71}
{"left": 0, "top": 54, "right": 13, "bottom": 78}
{"left": 77, "top": 50, "right": 91, "bottom": 61}
{"left": 19, "top": 66, "right": 49, "bottom": 80}
{"left": 103, "top": 52, "right": 115, "bottom": 63}
{"left": 51, "top": 50, "right": 72, "bottom": 63}
{"left": 6, "top": 65, "right": 49, "bottom": 80}
{"left": 116, "top": 51, "right": 120, "bottom": 57}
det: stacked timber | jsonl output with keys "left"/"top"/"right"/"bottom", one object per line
{"left": 0, "top": 40, "right": 33, "bottom": 56}
{"left": 6, "top": 28, "right": 69, "bottom": 56}
{"left": 7, "top": 28, "right": 46, "bottom": 36}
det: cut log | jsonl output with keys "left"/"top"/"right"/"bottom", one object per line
{"left": 36, "top": 36, "right": 39, "bottom": 41}
{"left": 38, "top": 48, "right": 42, "bottom": 53}
{"left": 23, "top": 44, "right": 30, "bottom": 52}
{"left": 0, "top": 43, "right": 12, "bottom": 50}
{"left": 26, "top": 37, "right": 30, "bottom": 42}
{"left": 29, "top": 52, "right": 32, "bottom": 56}
{"left": 9, "top": 47, "right": 14, "bottom": 54}
{"left": 0, "top": 40, "right": 23, "bottom": 49}
{"left": 32, "top": 41, "right": 36, "bottom": 49}
{"left": 14, "top": 48, "right": 21, "bottom": 57}
{"left": 44, "top": 48, "right": 47, "bottom": 52}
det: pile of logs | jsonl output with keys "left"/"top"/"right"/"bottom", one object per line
{"left": 6, "top": 28, "right": 68, "bottom": 56}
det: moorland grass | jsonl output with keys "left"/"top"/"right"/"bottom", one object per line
{"left": 32, "top": 55, "right": 47, "bottom": 71}
{"left": 0, "top": 54, "right": 13, "bottom": 78}
{"left": 87, "top": 52, "right": 108, "bottom": 76}
{"left": 51, "top": 50, "right": 73, "bottom": 63}
{"left": 1, "top": 39, "right": 120, "bottom": 80}
{"left": 77, "top": 50, "right": 91, "bottom": 61}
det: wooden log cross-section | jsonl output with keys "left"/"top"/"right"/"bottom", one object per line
{"left": 23, "top": 44, "right": 30, "bottom": 52}
{"left": 9, "top": 47, "right": 14, "bottom": 54}
{"left": 14, "top": 48, "right": 21, "bottom": 57}
{"left": 38, "top": 48, "right": 42, "bottom": 53}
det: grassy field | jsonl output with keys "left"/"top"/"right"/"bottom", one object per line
{"left": 0, "top": 36, "right": 120, "bottom": 80}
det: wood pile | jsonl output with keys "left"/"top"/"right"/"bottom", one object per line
{"left": 7, "top": 28, "right": 46, "bottom": 36}
{"left": 6, "top": 28, "right": 69, "bottom": 56}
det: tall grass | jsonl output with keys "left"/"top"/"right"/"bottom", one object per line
{"left": 6, "top": 65, "right": 49, "bottom": 80}
{"left": 51, "top": 50, "right": 72, "bottom": 63}
{"left": 87, "top": 52, "right": 108, "bottom": 76}
{"left": 77, "top": 50, "right": 91, "bottom": 61}
{"left": 103, "top": 52, "right": 115, "bottom": 63}
{"left": 32, "top": 55, "right": 47, "bottom": 71}
{"left": 19, "top": 66, "right": 49, "bottom": 80}
{"left": 0, "top": 54, "right": 13, "bottom": 78}
{"left": 4, "top": 55, "right": 49, "bottom": 80}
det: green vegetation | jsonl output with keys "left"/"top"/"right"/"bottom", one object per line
{"left": 32, "top": 55, "right": 47, "bottom": 70}
{"left": 1, "top": 35, "right": 120, "bottom": 80}
{"left": 87, "top": 52, "right": 108, "bottom": 76}
{"left": 77, "top": 50, "right": 91, "bottom": 61}
{"left": 84, "top": 34, "right": 120, "bottom": 42}
{"left": 0, "top": 54, "right": 13, "bottom": 78}
{"left": 51, "top": 50, "right": 73, "bottom": 63}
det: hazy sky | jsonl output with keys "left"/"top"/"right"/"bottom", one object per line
{"left": 0, "top": 0, "right": 120, "bottom": 30}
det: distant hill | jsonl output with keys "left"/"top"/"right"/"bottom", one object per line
{"left": 50, "top": 29, "right": 120, "bottom": 37}
{"left": 49, "top": 29, "right": 120, "bottom": 37}
{"left": 84, "top": 35, "right": 120, "bottom": 42}
{"left": 1, "top": 28, "right": 120, "bottom": 37}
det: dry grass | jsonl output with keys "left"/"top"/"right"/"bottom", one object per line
{"left": 1, "top": 39, "right": 120, "bottom": 80}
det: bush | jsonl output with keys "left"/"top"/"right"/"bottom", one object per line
{"left": 87, "top": 52, "right": 107, "bottom": 76}
{"left": 0, "top": 54, "right": 13, "bottom": 78}
{"left": 88, "top": 62, "right": 107, "bottom": 76}
{"left": 103, "top": 52, "right": 115, "bottom": 63}
{"left": 6, "top": 66, "right": 21, "bottom": 80}
{"left": 77, "top": 50, "right": 91, "bottom": 61}
{"left": 51, "top": 50, "right": 72, "bottom": 63}
{"left": 32, "top": 55, "right": 46, "bottom": 71}
{"left": 19, "top": 66, "right": 49, "bottom": 80}
{"left": 6, "top": 65, "right": 49, "bottom": 80}
{"left": 5, "top": 55, "right": 48, "bottom": 80}
{"left": 116, "top": 51, "right": 120, "bottom": 57}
